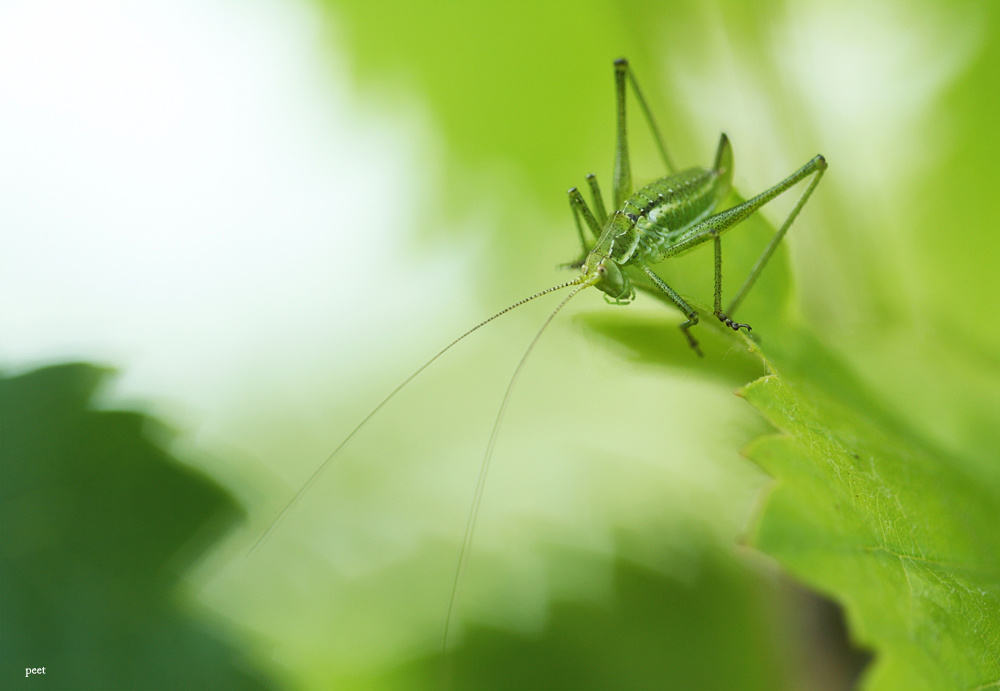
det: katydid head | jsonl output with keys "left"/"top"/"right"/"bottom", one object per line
{"left": 578, "top": 208, "right": 637, "bottom": 304}
{"left": 582, "top": 255, "right": 633, "bottom": 304}
{"left": 582, "top": 254, "right": 632, "bottom": 300}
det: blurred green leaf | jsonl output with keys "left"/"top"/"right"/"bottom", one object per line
{"left": 1, "top": 364, "right": 275, "bottom": 690}
{"left": 376, "top": 544, "right": 799, "bottom": 691}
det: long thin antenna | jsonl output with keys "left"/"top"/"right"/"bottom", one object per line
{"left": 442, "top": 276, "right": 596, "bottom": 650}
{"left": 247, "top": 276, "right": 587, "bottom": 556}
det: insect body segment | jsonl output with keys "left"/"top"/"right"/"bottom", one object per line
{"left": 628, "top": 141, "right": 734, "bottom": 263}
{"left": 583, "top": 137, "right": 735, "bottom": 308}
{"left": 627, "top": 167, "right": 731, "bottom": 260}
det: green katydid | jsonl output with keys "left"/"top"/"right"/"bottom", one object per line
{"left": 250, "top": 57, "right": 826, "bottom": 652}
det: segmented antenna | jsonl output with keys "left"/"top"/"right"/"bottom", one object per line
{"left": 442, "top": 275, "right": 597, "bottom": 650}
{"left": 247, "top": 276, "right": 589, "bottom": 556}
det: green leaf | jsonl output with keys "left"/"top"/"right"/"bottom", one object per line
{"left": 742, "top": 332, "right": 1000, "bottom": 690}
{"left": 1, "top": 364, "right": 276, "bottom": 690}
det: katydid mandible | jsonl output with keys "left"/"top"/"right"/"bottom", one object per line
{"left": 250, "top": 57, "right": 827, "bottom": 651}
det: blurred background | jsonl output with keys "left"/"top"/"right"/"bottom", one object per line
{"left": 3, "top": 0, "right": 997, "bottom": 689}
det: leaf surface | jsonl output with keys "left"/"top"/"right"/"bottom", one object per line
{"left": 743, "top": 333, "right": 1000, "bottom": 690}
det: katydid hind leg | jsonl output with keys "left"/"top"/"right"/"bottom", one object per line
{"left": 619, "top": 58, "right": 676, "bottom": 175}
{"left": 713, "top": 133, "right": 732, "bottom": 178}
{"left": 652, "top": 154, "right": 827, "bottom": 328}
{"left": 726, "top": 155, "right": 828, "bottom": 316}
{"left": 661, "top": 154, "right": 827, "bottom": 262}
{"left": 613, "top": 58, "right": 680, "bottom": 208}
{"left": 612, "top": 58, "right": 632, "bottom": 210}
